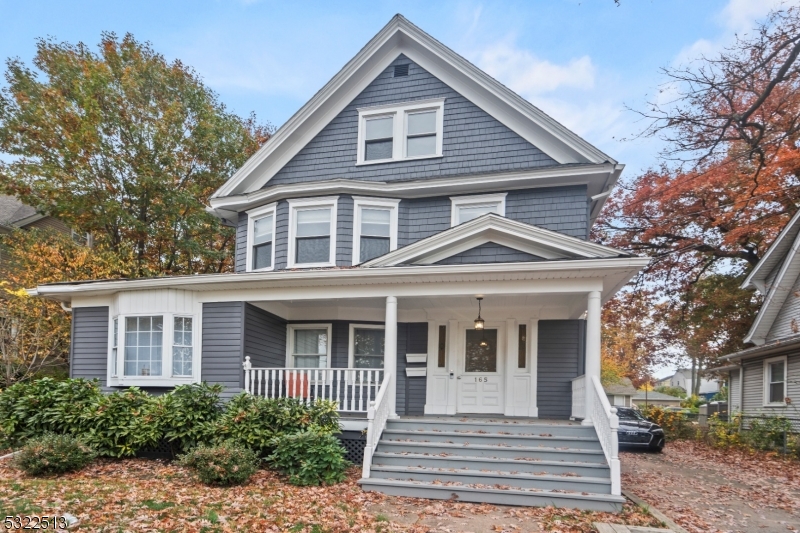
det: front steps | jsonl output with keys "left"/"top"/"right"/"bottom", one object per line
{"left": 359, "top": 417, "right": 625, "bottom": 512}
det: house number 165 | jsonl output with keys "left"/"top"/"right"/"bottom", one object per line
{"left": 474, "top": 377, "right": 488, "bottom": 382}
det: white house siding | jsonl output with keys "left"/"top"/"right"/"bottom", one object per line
{"left": 740, "top": 353, "right": 800, "bottom": 425}
{"left": 766, "top": 270, "right": 800, "bottom": 342}
{"left": 729, "top": 368, "right": 741, "bottom": 412}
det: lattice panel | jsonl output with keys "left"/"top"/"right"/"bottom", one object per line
{"left": 339, "top": 438, "right": 365, "bottom": 464}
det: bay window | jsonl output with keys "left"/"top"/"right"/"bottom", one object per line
{"left": 352, "top": 197, "right": 399, "bottom": 264}
{"left": 246, "top": 203, "right": 276, "bottom": 272}
{"left": 287, "top": 197, "right": 338, "bottom": 268}
{"left": 172, "top": 317, "right": 193, "bottom": 377}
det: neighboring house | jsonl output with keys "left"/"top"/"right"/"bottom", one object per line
{"left": 0, "top": 195, "right": 91, "bottom": 259}
{"left": 605, "top": 378, "right": 637, "bottom": 407}
{"left": 631, "top": 390, "right": 683, "bottom": 409}
{"left": 719, "top": 210, "right": 800, "bottom": 425}
{"left": 655, "top": 368, "right": 719, "bottom": 396}
{"left": 30, "top": 16, "right": 648, "bottom": 510}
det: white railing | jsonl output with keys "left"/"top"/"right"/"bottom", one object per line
{"left": 571, "top": 374, "right": 586, "bottom": 420}
{"left": 242, "top": 357, "right": 384, "bottom": 413}
{"left": 590, "top": 375, "right": 621, "bottom": 496}
{"left": 362, "top": 371, "right": 391, "bottom": 478}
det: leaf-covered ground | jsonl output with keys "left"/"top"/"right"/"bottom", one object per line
{"left": 0, "top": 458, "right": 662, "bottom": 532}
{"left": 621, "top": 440, "right": 800, "bottom": 533}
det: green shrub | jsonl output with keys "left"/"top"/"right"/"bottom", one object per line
{"left": 744, "top": 416, "right": 793, "bottom": 451}
{"left": 707, "top": 412, "right": 742, "bottom": 448}
{"left": 161, "top": 383, "right": 223, "bottom": 453}
{"left": 12, "top": 433, "right": 96, "bottom": 476}
{"left": 268, "top": 429, "right": 349, "bottom": 486}
{"left": 640, "top": 405, "right": 695, "bottom": 439}
{"left": 78, "top": 388, "right": 163, "bottom": 457}
{"left": 178, "top": 442, "right": 260, "bottom": 486}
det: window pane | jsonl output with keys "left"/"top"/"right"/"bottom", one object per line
{"left": 365, "top": 116, "right": 393, "bottom": 140}
{"left": 173, "top": 347, "right": 192, "bottom": 377}
{"left": 518, "top": 324, "right": 527, "bottom": 369}
{"left": 354, "top": 328, "right": 385, "bottom": 356}
{"left": 458, "top": 204, "right": 499, "bottom": 224}
{"left": 296, "top": 208, "right": 330, "bottom": 237}
{"left": 253, "top": 215, "right": 273, "bottom": 245}
{"left": 464, "top": 329, "right": 497, "bottom": 373}
{"left": 360, "top": 236, "right": 390, "bottom": 262}
{"left": 124, "top": 316, "right": 163, "bottom": 377}
{"left": 770, "top": 361, "right": 785, "bottom": 383}
{"left": 437, "top": 325, "right": 446, "bottom": 368}
{"left": 296, "top": 236, "right": 330, "bottom": 264}
{"left": 174, "top": 317, "right": 192, "bottom": 346}
{"left": 354, "top": 355, "right": 384, "bottom": 369}
{"left": 770, "top": 382, "right": 785, "bottom": 403}
{"left": 407, "top": 111, "right": 436, "bottom": 135}
{"left": 365, "top": 139, "right": 393, "bottom": 161}
{"left": 253, "top": 242, "right": 272, "bottom": 270}
{"left": 294, "top": 329, "right": 328, "bottom": 355}
{"left": 407, "top": 135, "right": 437, "bottom": 157}
{"left": 295, "top": 355, "right": 326, "bottom": 368}
{"left": 361, "top": 208, "right": 391, "bottom": 237}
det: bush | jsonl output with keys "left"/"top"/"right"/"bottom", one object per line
{"left": 744, "top": 416, "right": 793, "bottom": 451}
{"left": 12, "top": 433, "right": 96, "bottom": 476}
{"left": 641, "top": 405, "right": 695, "bottom": 439}
{"left": 708, "top": 412, "right": 742, "bottom": 448}
{"left": 268, "top": 429, "right": 349, "bottom": 486}
{"left": 161, "top": 383, "right": 223, "bottom": 453}
{"left": 178, "top": 442, "right": 260, "bottom": 486}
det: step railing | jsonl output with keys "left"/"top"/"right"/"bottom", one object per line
{"left": 571, "top": 374, "right": 586, "bottom": 419}
{"left": 242, "top": 357, "right": 384, "bottom": 413}
{"left": 362, "top": 371, "right": 391, "bottom": 479}
{"left": 590, "top": 375, "right": 621, "bottom": 495}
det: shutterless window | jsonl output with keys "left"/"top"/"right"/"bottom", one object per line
{"left": 295, "top": 208, "right": 331, "bottom": 264}
{"left": 458, "top": 204, "right": 501, "bottom": 224}
{"left": 518, "top": 324, "right": 527, "bottom": 369}
{"left": 252, "top": 214, "right": 273, "bottom": 270}
{"left": 437, "top": 325, "right": 446, "bottom": 368}
{"left": 353, "top": 328, "right": 385, "bottom": 369}
{"left": 406, "top": 110, "right": 437, "bottom": 157}
{"left": 359, "top": 208, "right": 391, "bottom": 262}
{"left": 364, "top": 116, "right": 393, "bottom": 161}
{"left": 293, "top": 329, "right": 328, "bottom": 368}
{"left": 172, "top": 317, "right": 193, "bottom": 377}
{"left": 768, "top": 361, "right": 786, "bottom": 403}
{"left": 124, "top": 316, "right": 163, "bottom": 377}
{"left": 111, "top": 318, "right": 119, "bottom": 377}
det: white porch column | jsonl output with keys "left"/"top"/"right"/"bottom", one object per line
{"left": 385, "top": 296, "right": 399, "bottom": 419}
{"left": 583, "top": 290, "right": 602, "bottom": 426}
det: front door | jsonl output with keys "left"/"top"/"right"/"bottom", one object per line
{"left": 457, "top": 326, "right": 505, "bottom": 413}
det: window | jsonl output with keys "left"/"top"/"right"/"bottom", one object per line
{"left": 288, "top": 325, "right": 331, "bottom": 368}
{"left": 124, "top": 316, "right": 163, "bottom": 377}
{"left": 111, "top": 318, "right": 119, "bottom": 377}
{"left": 172, "top": 317, "right": 193, "bottom": 377}
{"left": 71, "top": 230, "right": 93, "bottom": 247}
{"left": 450, "top": 193, "right": 507, "bottom": 226}
{"left": 764, "top": 356, "right": 787, "bottom": 405}
{"left": 518, "top": 324, "right": 527, "bottom": 369}
{"left": 287, "top": 197, "right": 338, "bottom": 268}
{"left": 349, "top": 325, "right": 385, "bottom": 369}
{"left": 437, "top": 325, "right": 447, "bottom": 368}
{"left": 245, "top": 203, "right": 276, "bottom": 272}
{"left": 356, "top": 98, "right": 444, "bottom": 165}
{"left": 352, "top": 197, "right": 399, "bottom": 264}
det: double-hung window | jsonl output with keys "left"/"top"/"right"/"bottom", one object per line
{"left": 288, "top": 325, "right": 331, "bottom": 368}
{"left": 764, "top": 356, "right": 787, "bottom": 405}
{"left": 172, "top": 317, "right": 193, "bottom": 377}
{"left": 287, "top": 197, "right": 338, "bottom": 268}
{"left": 450, "top": 193, "right": 508, "bottom": 226}
{"left": 246, "top": 203, "right": 276, "bottom": 272}
{"left": 352, "top": 197, "right": 399, "bottom": 264}
{"left": 349, "top": 325, "right": 385, "bottom": 369}
{"left": 357, "top": 99, "right": 444, "bottom": 165}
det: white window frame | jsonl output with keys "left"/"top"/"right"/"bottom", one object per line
{"left": 287, "top": 197, "right": 339, "bottom": 268}
{"left": 107, "top": 312, "right": 200, "bottom": 387}
{"left": 352, "top": 197, "right": 400, "bottom": 265}
{"left": 245, "top": 202, "right": 277, "bottom": 272}
{"left": 763, "top": 355, "right": 788, "bottom": 406}
{"left": 286, "top": 323, "right": 333, "bottom": 369}
{"left": 450, "top": 192, "right": 507, "bottom": 227}
{"left": 348, "top": 323, "right": 386, "bottom": 369}
{"left": 356, "top": 98, "right": 445, "bottom": 165}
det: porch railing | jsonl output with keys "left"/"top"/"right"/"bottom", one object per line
{"left": 242, "top": 357, "right": 384, "bottom": 413}
{"left": 571, "top": 374, "right": 586, "bottom": 419}
{"left": 361, "top": 371, "right": 391, "bottom": 478}
{"left": 590, "top": 375, "right": 621, "bottom": 496}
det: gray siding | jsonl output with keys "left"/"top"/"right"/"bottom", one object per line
{"left": 201, "top": 302, "right": 245, "bottom": 398}
{"left": 434, "top": 242, "right": 543, "bottom": 265}
{"left": 267, "top": 55, "right": 557, "bottom": 187}
{"left": 507, "top": 186, "right": 588, "bottom": 240}
{"left": 398, "top": 196, "right": 452, "bottom": 247}
{"left": 537, "top": 320, "right": 584, "bottom": 420}
{"left": 740, "top": 352, "right": 800, "bottom": 422}
{"left": 766, "top": 270, "right": 800, "bottom": 341}
{"left": 336, "top": 195, "right": 354, "bottom": 266}
{"left": 235, "top": 212, "right": 248, "bottom": 273}
{"left": 729, "top": 369, "right": 741, "bottom": 412}
{"left": 70, "top": 306, "right": 110, "bottom": 387}
{"left": 243, "top": 304, "right": 286, "bottom": 368}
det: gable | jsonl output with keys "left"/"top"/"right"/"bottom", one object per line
{"left": 433, "top": 242, "right": 544, "bottom": 265}
{"left": 268, "top": 56, "right": 557, "bottom": 187}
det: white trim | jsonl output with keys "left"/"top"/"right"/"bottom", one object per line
{"left": 352, "top": 197, "right": 400, "bottom": 265}
{"left": 245, "top": 202, "right": 277, "bottom": 272}
{"left": 356, "top": 98, "right": 445, "bottom": 165}
{"left": 348, "top": 323, "right": 386, "bottom": 369}
{"left": 744, "top": 208, "right": 800, "bottom": 291}
{"left": 450, "top": 193, "right": 507, "bottom": 227}
{"left": 286, "top": 323, "right": 333, "bottom": 368}
{"left": 286, "top": 196, "right": 339, "bottom": 268}
{"left": 763, "top": 355, "right": 788, "bottom": 406}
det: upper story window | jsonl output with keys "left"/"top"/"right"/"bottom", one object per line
{"left": 246, "top": 203, "right": 276, "bottom": 272}
{"left": 356, "top": 98, "right": 445, "bottom": 165}
{"left": 764, "top": 356, "right": 787, "bottom": 405}
{"left": 352, "top": 197, "right": 399, "bottom": 265}
{"left": 287, "top": 197, "right": 338, "bottom": 268}
{"left": 450, "top": 193, "right": 508, "bottom": 226}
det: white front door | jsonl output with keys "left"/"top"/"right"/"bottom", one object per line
{"left": 457, "top": 325, "right": 505, "bottom": 414}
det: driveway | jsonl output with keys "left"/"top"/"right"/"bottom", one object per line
{"left": 621, "top": 440, "right": 800, "bottom": 533}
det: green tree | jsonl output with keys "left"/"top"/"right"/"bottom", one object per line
{"left": 0, "top": 33, "right": 270, "bottom": 276}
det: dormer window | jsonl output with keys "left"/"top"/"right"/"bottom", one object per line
{"left": 352, "top": 197, "right": 399, "bottom": 264}
{"left": 450, "top": 193, "right": 507, "bottom": 226}
{"left": 245, "top": 203, "right": 276, "bottom": 272}
{"left": 356, "top": 98, "right": 444, "bottom": 165}
{"left": 287, "top": 197, "right": 338, "bottom": 268}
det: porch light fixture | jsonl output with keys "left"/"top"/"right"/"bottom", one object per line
{"left": 474, "top": 297, "right": 485, "bottom": 331}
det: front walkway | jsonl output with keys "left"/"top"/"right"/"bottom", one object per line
{"left": 621, "top": 440, "right": 800, "bottom": 533}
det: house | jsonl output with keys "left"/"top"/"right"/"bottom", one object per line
{"left": 29, "top": 16, "right": 648, "bottom": 510}
{"left": 631, "top": 391, "right": 682, "bottom": 409}
{"left": 0, "top": 195, "right": 91, "bottom": 253}
{"left": 655, "top": 368, "right": 719, "bottom": 397}
{"left": 719, "top": 210, "right": 800, "bottom": 427}
{"left": 605, "top": 378, "right": 637, "bottom": 407}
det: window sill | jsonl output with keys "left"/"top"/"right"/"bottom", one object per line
{"left": 110, "top": 377, "right": 197, "bottom": 388}
{"left": 247, "top": 266, "right": 275, "bottom": 273}
{"left": 355, "top": 154, "right": 443, "bottom": 166}
{"left": 287, "top": 262, "right": 336, "bottom": 269}
{"left": 762, "top": 402, "right": 787, "bottom": 407}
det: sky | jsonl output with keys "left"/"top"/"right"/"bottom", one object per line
{"left": 1, "top": 0, "right": 793, "bottom": 378}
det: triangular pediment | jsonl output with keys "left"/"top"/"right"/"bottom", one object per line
{"left": 361, "top": 214, "right": 628, "bottom": 267}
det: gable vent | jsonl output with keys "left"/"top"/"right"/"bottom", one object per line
{"left": 393, "top": 64, "right": 409, "bottom": 77}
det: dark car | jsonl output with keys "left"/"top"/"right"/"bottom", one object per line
{"left": 615, "top": 407, "right": 665, "bottom": 452}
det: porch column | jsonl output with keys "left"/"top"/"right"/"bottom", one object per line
{"left": 583, "top": 290, "right": 602, "bottom": 426}
{"left": 385, "top": 296, "right": 399, "bottom": 419}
